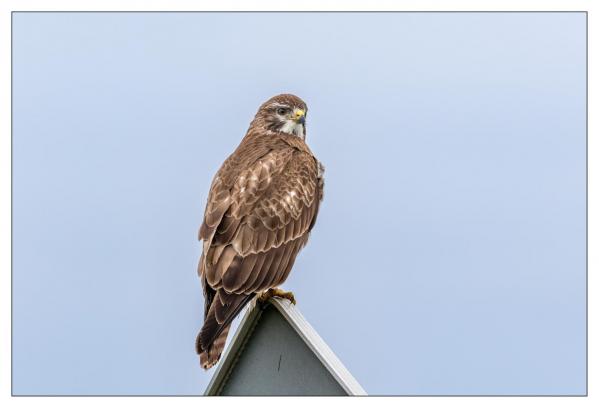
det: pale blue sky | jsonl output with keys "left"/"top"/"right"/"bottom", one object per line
{"left": 12, "top": 12, "right": 586, "bottom": 395}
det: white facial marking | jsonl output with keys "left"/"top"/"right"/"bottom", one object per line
{"left": 279, "top": 119, "right": 305, "bottom": 139}
{"left": 280, "top": 120, "right": 295, "bottom": 133}
{"left": 271, "top": 103, "right": 305, "bottom": 139}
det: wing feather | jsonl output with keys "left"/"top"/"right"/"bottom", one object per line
{"left": 208, "top": 245, "right": 236, "bottom": 287}
{"left": 222, "top": 252, "right": 257, "bottom": 292}
{"left": 242, "top": 251, "right": 268, "bottom": 294}
{"left": 271, "top": 237, "right": 296, "bottom": 286}
{"left": 280, "top": 235, "right": 309, "bottom": 285}
{"left": 255, "top": 245, "right": 287, "bottom": 291}
{"left": 248, "top": 248, "right": 279, "bottom": 292}
{"left": 198, "top": 134, "right": 324, "bottom": 366}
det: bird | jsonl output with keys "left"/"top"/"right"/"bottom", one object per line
{"left": 195, "top": 94, "right": 325, "bottom": 369}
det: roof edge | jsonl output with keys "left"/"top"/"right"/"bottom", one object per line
{"left": 203, "top": 297, "right": 367, "bottom": 396}
{"left": 269, "top": 298, "right": 367, "bottom": 395}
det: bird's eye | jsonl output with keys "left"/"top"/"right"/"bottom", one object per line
{"left": 276, "top": 107, "right": 288, "bottom": 115}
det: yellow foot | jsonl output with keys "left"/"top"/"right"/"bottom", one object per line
{"left": 258, "top": 288, "right": 296, "bottom": 305}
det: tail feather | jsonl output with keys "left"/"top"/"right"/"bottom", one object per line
{"left": 197, "top": 325, "right": 230, "bottom": 369}
{"left": 196, "top": 290, "right": 253, "bottom": 370}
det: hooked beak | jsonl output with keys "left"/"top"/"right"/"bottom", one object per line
{"left": 293, "top": 109, "right": 306, "bottom": 125}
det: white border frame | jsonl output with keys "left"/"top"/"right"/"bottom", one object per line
{"left": 1, "top": 2, "right": 594, "bottom": 408}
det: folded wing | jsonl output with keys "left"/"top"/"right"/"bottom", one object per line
{"left": 197, "top": 143, "right": 322, "bottom": 363}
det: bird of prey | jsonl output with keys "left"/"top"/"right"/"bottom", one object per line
{"left": 195, "top": 94, "right": 324, "bottom": 369}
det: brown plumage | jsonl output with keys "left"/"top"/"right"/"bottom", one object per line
{"left": 196, "top": 94, "right": 324, "bottom": 369}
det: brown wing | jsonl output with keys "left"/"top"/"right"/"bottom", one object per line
{"left": 197, "top": 143, "right": 322, "bottom": 353}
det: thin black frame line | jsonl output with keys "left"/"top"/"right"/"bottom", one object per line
{"left": 585, "top": 10, "right": 589, "bottom": 398}
{"left": 10, "top": 6, "right": 14, "bottom": 401}
{"left": 9, "top": 394, "right": 591, "bottom": 398}
{"left": 9, "top": 10, "right": 589, "bottom": 397}
{"left": 9, "top": 10, "right": 590, "bottom": 13}
{"left": 7, "top": 394, "right": 592, "bottom": 397}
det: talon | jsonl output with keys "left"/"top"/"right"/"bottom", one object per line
{"left": 281, "top": 291, "right": 296, "bottom": 305}
{"left": 257, "top": 288, "right": 296, "bottom": 305}
{"left": 271, "top": 288, "right": 296, "bottom": 305}
{"left": 258, "top": 289, "right": 274, "bottom": 304}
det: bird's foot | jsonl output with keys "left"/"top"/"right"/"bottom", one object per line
{"left": 258, "top": 288, "right": 296, "bottom": 305}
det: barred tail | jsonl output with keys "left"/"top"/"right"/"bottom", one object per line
{"left": 197, "top": 325, "right": 231, "bottom": 369}
{"left": 196, "top": 289, "right": 253, "bottom": 370}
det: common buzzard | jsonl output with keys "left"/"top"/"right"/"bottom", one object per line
{"left": 196, "top": 94, "right": 324, "bottom": 369}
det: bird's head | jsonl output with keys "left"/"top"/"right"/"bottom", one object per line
{"left": 253, "top": 94, "right": 308, "bottom": 139}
